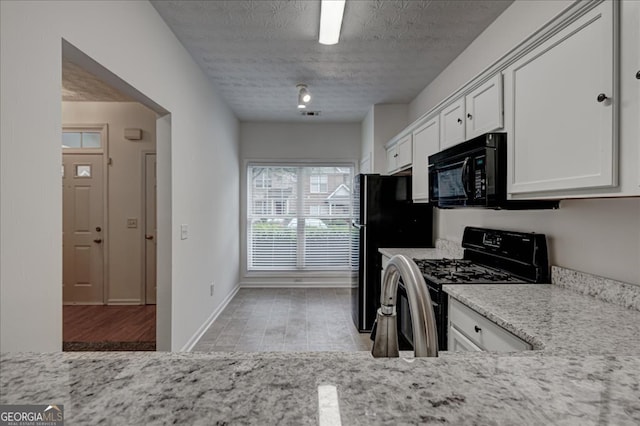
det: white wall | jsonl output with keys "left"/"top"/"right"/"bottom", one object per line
{"left": 1, "top": 1, "right": 240, "bottom": 351}
{"left": 240, "top": 121, "right": 360, "bottom": 285}
{"left": 359, "top": 105, "right": 408, "bottom": 174}
{"left": 408, "top": 0, "right": 572, "bottom": 122}
{"left": 62, "top": 101, "right": 157, "bottom": 304}
{"left": 409, "top": 0, "right": 640, "bottom": 285}
{"left": 241, "top": 122, "right": 360, "bottom": 161}
{"left": 435, "top": 199, "right": 640, "bottom": 285}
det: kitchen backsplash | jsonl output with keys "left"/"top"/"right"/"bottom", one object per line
{"left": 552, "top": 266, "right": 640, "bottom": 312}
{"left": 435, "top": 238, "right": 464, "bottom": 259}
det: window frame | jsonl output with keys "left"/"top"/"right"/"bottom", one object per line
{"left": 243, "top": 161, "right": 355, "bottom": 277}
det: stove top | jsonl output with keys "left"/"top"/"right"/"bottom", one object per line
{"left": 413, "top": 258, "right": 524, "bottom": 284}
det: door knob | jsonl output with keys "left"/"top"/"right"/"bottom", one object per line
{"left": 596, "top": 93, "right": 608, "bottom": 103}
{"left": 93, "top": 238, "right": 102, "bottom": 244}
{"left": 145, "top": 235, "right": 154, "bottom": 240}
{"left": 95, "top": 226, "right": 101, "bottom": 232}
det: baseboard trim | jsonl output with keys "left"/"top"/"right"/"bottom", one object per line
{"left": 240, "top": 281, "right": 351, "bottom": 288}
{"left": 180, "top": 284, "right": 240, "bottom": 352}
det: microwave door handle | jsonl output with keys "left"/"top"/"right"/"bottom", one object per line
{"left": 461, "top": 157, "right": 472, "bottom": 198}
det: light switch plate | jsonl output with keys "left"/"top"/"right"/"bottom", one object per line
{"left": 180, "top": 224, "right": 188, "bottom": 240}
{"left": 127, "top": 218, "right": 138, "bottom": 228}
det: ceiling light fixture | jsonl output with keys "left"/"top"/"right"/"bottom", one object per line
{"left": 297, "top": 84, "right": 311, "bottom": 109}
{"left": 319, "top": 0, "right": 346, "bottom": 45}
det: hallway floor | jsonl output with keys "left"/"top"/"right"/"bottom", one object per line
{"left": 193, "top": 288, "right": 372, "bottom": 352}
{"left": 63, "top": 305, "right": 156, "bottom": 351}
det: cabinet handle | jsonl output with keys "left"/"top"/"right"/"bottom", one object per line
{"left": 394, "top": 153, "right": 398, "bottom": 158}
{"left": 457, "top": 118, "right": 463, "bottom": 124}
{"left": 636, "top": 71, "right": 640, "bottom": 80}
{"left": 474, "top": 325, "right": 481, "bottom": 333}
{"left": 467, "top": 113, "right": 472, "bottom": 120}
{"left": 93, "top": 238, "right": 102, "bottom": 244}
{"left": 596, "top": 93, "right": 608, "bottom": 103}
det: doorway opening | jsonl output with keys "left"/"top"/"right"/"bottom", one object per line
{"left": 61, "top": 40, "right": 171, "bottom": 351}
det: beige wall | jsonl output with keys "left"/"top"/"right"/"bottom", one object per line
{"left": 409, "top": 0, "right": 640, "bottom": 285}
{"left": 359, "top": 104, "right": 409, "bottom": 174}
{"left": 1, "top": 1, "right": 240, "bottom": 351}
{"left": 62, "top": 101, "right": 156, "bottom": 303}
{"left": 240, "top": 121, "right": 360, "bottom": 285}
{"left": 435, "top": 199, "right": 640, "bottom": 285}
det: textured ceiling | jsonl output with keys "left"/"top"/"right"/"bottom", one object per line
{"left": 151, "top": 0, "right": 512, "bottom": 122}
{"left": 62, "top": 59, "right": 134, "bottom": 102}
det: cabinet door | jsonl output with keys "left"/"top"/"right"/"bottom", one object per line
{"left": 504, "top": 1, "right": 616, "bottom": 195}
{"left": 439, "top": 98, "right": 466, "bottom": 149}
{"left": 386, "top": 145, "right": 397, "bottom": 174}
{"left": 448, "top": 325, "right": 482, "bottom": 352}
{"left": 396, "top": 134, "right": 413, "bottom": 170}
{"left": 412, "top": 117, "right": 440, "bottom": 201}
{"left": 465, "top": 74, "right": 503, "bottom": 139}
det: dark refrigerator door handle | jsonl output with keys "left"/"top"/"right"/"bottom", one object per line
{"left": 352, "top": 222, "right": 364, "bottom": 229}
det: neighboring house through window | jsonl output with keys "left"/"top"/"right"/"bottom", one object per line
{"left": 247, "top": 164, "right": 353, "bottom": 271}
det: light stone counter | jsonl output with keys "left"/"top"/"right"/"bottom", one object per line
{"left": 443, "top": 283, "right": 640, "bottom": 355}
{"left": 3, "top": 260, "right": 640, "bottom": 424}
{"left": 1, "top": 351, "right": 639, "bottom": 425}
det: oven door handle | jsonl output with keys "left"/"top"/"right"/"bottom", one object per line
{"left": 461, "top": 156, "right": 472, "bottom": 199}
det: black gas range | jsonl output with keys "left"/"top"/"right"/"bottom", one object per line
{"left": 396, "top": 227, "right": 549, "bottom": 351}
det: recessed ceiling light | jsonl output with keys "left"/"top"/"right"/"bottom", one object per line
{"left": 296, "top": 84, "right": 311, "bottom": 109}
{"left": 319, "top": 0, "right": 346, "bottom": 45}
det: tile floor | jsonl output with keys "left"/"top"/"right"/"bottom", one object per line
{"left": 193, "top": 288, "right": 372, "bottom": 352}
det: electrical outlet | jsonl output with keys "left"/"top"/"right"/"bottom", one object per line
{"left": 180, "top": 224, "right": 188, "bottom": 240}
{"left": 127, "top": 218, "right": 138, "bottom": 228}
{"left": 210, "top": 282, "right": 214, "bottom": 296}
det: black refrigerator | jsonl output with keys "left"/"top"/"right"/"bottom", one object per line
{"left": 351, "top": 174, "right": 433, "bottom": 332}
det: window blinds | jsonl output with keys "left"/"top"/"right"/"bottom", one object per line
{"left": 247, "top": 165, "right": 353, "bottom": 271}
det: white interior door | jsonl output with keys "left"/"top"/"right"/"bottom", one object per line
{"left": 63, "top": 154, "right": 104, "bottom": 304}
{"left": 144, "top": 153, "right": 157, "bottom": 304}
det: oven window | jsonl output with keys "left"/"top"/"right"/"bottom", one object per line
{"left": 437, "top": 167, "right": 466, "bottom": 198}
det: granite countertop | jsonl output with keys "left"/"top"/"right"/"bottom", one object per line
{"left": 378, "top": 247, "right": 443, "bottom": 259}
{"left": 2, "top": 351, "right": 639, "bottom": 425}
{"left": 443, "top": 283, "right": 640, "bottom": 355}
{"left": 3, "top": 256, "right": 640, "bottom": 424}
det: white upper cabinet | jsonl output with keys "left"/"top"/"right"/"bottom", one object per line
{"left": 386, "top": 134, "right": 412, "bottom": 174}
{"left": 412, "top": 116, "right": 439, "bottom": 201}
{"left": 439, "top": 98, "right": 466, "bottom": 150}
{"left": 396, "top": 134, "right": 413, "bottom": 170}
{"left": 440, "top": 74, "right": 504, "bottom": 150}
{"left": 465, "top": 74, "right": 503, "bottom": 139}
{"left": 504, "top": 1, "right": 617, "bottom": 196}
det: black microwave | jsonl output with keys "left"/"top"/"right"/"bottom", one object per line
{"left": 428, "top": 133, "right": 559, "bottom": 210}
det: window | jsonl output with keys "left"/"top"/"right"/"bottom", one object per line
{"left": 62, "top": 131, "right": 101, "bottom": 149}
{"left": 247, "top": 165, "right": 353, "bottom": 271}
{"left": 310, "top": 175, "right": 328, "bottom": 193}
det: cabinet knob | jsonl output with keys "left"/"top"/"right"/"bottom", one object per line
{"left": 474, "top": 325, "right": 482, "bottom": 333}
{"left": 457, "top": 118, "right": 463, "bottom": 124}
{"left": 596, "top": 93, "right": 608, "bottom": 103}
{"left": 467, "top": 113, "right": 472, "bottom": 119}
{"left": 636, "top": 70, "right": 640, "bottom": 80}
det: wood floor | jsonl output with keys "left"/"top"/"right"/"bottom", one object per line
{"left": 63, "top": 305, "right": 156, "bottom": 343}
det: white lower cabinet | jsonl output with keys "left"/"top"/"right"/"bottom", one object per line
{"left": 448, "top": 297, "right": 531, "bottom": 352}
{"left": 448, "top": 325, "right": 482, "bottom": 352}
